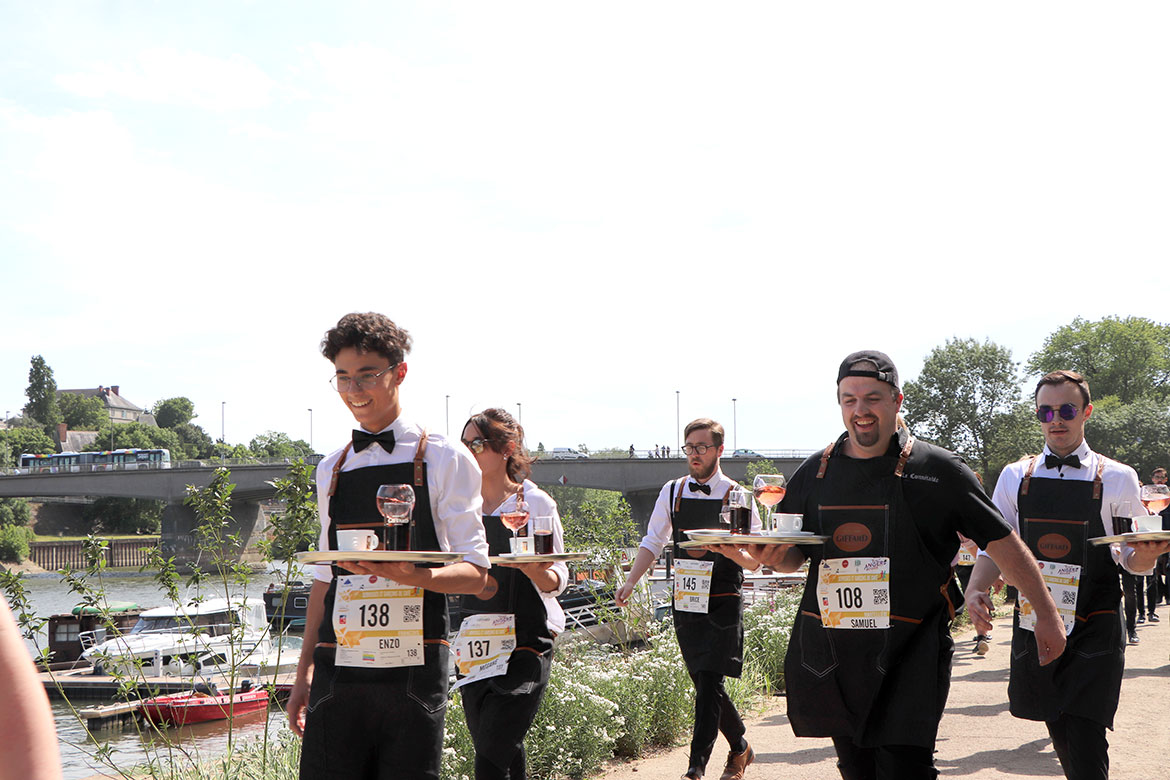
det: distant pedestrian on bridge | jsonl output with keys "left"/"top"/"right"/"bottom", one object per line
{"left": 289, "top": 312, "right": 489, "bottom": 780}
{"left": 616, "top": 418, "right": 760, "bottom": 780}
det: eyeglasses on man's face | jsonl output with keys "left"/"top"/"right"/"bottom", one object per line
{"left": 330, "top": 364, "right": 398, "bottom": 393}
{"left": 682, "top": 443, "right": 716, "bottom": 456}
{"left": 1036, "top": 403, "right": 1081, "bottom": 424}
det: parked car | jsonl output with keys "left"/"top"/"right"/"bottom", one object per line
{"left": 550, "top": 448, "right": 589, "bottom": 459}
{"left": 730, "top": 449, "right": 763, "bottom": 459}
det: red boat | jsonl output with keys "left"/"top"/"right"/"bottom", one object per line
{"left": 140, "top": 685, "right": 270, "bottom": 726}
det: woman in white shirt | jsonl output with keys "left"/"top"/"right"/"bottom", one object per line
{"left": 457, "top": 408, "right": 568, "bottom": 780}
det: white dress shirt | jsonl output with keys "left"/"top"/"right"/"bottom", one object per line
{"left": 638, "top": 468, "right": 762, "bottom": 558}
{"left": 312, "top": 417, "right": 490, "bottom": 582}
{"left": 990, "top": 440, "right": 1150, "bottom": 575}
{"left": 490, "top": 479, "right": 568, "bottom": 634}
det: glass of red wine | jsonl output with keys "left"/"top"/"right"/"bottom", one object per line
{"left": 376, "top": 483, "right": 415, "bottom": 551}
{"left": 531, "top": 515, "right": 554, "bottom": 555}
{"left": 499, "top": 497, "right": 530, "bottom": 553}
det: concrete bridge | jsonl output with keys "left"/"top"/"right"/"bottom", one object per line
{"left": 0, "top": 451, "right": 817, "bottom": 559}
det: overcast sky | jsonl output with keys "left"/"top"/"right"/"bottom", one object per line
{"left": 2, "top": 2, "right": 1168, "bottom": 456}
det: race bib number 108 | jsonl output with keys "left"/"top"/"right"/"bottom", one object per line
{"left": 816, "top": 557, "right": 891, "bottom": 630}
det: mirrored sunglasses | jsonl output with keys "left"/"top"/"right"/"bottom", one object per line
{"left": 1036, "top": 403, "right": 1080, "bottom": 423}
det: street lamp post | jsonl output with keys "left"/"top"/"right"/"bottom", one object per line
{"left": 517, "top": 403, "right": 522, "bottom": 426}
{"left": 732, "top": 398, "right": 738, "bottom": 451}
{"left": 221, "top": 401, "right": 226, "bottom": 467}
{"left": 308, "top": 408, "right": 313, "bottom": 453}
{"left": 675, "top": 390, "right": 680, "bottom": 453}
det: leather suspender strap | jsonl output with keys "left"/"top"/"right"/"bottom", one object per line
{"left": 327, "top": 443, "right": 354, "bottom": 497}
{"left": 815, "top": 441, "right": 837, "bottom": 479}
{"left": 1021, "top": 455, "right": 1041, "bottom": 497}
{"left": 894, "top": 436, "right": 915, "bottom": 477}
{"left": 672, "top": 477, "right": 686, "bottom": 514}
{"left": 414, "top": 431, "right": 428, "bottom": 487}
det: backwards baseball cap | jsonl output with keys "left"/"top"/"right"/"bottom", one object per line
{"left": 837, "top": 350, "right": 900, "bottom": 392}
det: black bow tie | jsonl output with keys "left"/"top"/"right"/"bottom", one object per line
{"left": 353, "top": 429, "right": 396, "bottom": 454}
{"left": 688, "top": 481, "right": 711, "bottom": 495}
{"left": 1045, "top": 453, "right": 1081, "bottom": 470}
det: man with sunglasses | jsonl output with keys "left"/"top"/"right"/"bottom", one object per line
{"left": 616, "top": 418, "right": 761, "bottom": 780}
{"left": 289, "top": 312, "right": 489, "bottom": 780}
{"left": 743, "top": 351, "right": 1064, "bottom": 780}
{"left": 965, "top": 370, "right": 1170, "bottom": 780}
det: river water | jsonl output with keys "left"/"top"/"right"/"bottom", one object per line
{"left": 11, "top": 564, "right": 310, "bottom": 780}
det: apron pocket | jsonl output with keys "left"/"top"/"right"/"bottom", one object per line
{"left": 407, "top": 643, "right": 451, "bottom": 714}
{"left": 1070, "top": 611, "right": 1120, "bottom": 659}
{"left": 488, "top": 650, "right": 548, "bottom": 697}
{"left": 307, "top": 646, "right": 339, "bottom": 712}
{"left": 705, "top": 595, "right": 743, "bottom": 630}
{"left": 797, "top": 612, "right": 839, "bottom": 678}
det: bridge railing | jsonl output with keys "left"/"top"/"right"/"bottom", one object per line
{"left": 531, "top": 449, "right": 819, "bottom": 461}
{"left": 0, "top": 455, "right": 324, "bottom": 478}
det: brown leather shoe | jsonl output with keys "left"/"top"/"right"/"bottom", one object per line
{"left": 719, "top": 744, "right": 754, "bottom": 780}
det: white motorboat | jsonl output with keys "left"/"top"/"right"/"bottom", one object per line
{"left": 80, "top": 597, "right": 273, "bottom": 677}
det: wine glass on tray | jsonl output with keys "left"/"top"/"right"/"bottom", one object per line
{"left": 376, "top": 484, "right": 415, "bottom": 551}
{"left": 499, "top": 496, "right": 530, "bottom": 552}
{"left": 753, "top": 474, "right": 786, "bottom": 532}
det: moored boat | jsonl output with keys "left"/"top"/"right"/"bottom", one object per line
{"left": 139, "top": 682, "right": 269, "bottom": 726}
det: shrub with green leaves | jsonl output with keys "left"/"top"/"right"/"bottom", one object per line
{"left": 0, "top": 524, "right": 34, "bottom": 562}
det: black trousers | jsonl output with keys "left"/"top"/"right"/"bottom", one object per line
{"left": 1046, "top": 713, "right": 1109, "bottom": 780}
{"left": 299, "top": 646, "right": 448, "bottom": 780}
{"left": 461, "top": 651, "right": 551, "bottom": 780}
{"left": 831, "top": 737, "right": 938, "bottom": 780}
{"left": 687, "top": 669, "right": 746, "bottom": 772}
{"left": 1121, "top": 571, "right": 1156, "bottom": 630}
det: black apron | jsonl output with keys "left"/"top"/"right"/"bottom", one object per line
{"left": 1009, "top": 456, "right": 1124, "bottom": 727}
{"left": 317, "top": 437, "right": 450, "bottom": 682}
{"left": 670, "top": 478, "right": 744, "bottom": 677}
{"left": 458, "top": 488, "right": 555, "bottom": 770}
{"left": 786, "top": 437, "right": 959, "bottom": 748}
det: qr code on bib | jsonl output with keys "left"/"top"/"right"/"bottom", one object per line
{"left": 873, "top": 589, "right": 889, "bottom": 606}
{"left": 1061, "top": 591, "right": 1076, "bottom": 606}
{"left": 403, "top": 604, "right": 421, "bottom": 623}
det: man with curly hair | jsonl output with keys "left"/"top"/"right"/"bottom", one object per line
{"left": 288, "top": 312, "right": 489, "bottom": 780}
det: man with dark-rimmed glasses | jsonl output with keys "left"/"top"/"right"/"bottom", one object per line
{"left": 616, "top": 418, "right": 760, "bottom": 780}
{"left": 965, "top": 369, "right": 1170, "bottom": 780}
{"left": 288, "top": 312, "right": 489, "bottom": 780}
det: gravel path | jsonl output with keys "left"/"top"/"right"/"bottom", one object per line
{"left": 597, "top": 610, "right": 1170, "bottom": 779}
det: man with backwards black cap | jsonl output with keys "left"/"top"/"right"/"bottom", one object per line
{"left": 743, "top": 351, "right": 1066, "bottom": 780}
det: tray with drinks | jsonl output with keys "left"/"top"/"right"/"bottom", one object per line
{"left": 1089, "top": 531, "right": 1170, "bottom": 546}
{"left": 295, "top": 550, "right": 466, "bottom": 564}
{"left": 488, "top": 552, "right": 592, "bottom": 563}
{"left": 682, "top": 529, "right": 826, "bottom": 546}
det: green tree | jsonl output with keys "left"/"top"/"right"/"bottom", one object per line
{"left": 1026, "top": 316, "right": 1170, "bottom": 403}
{"left": 173, "top": 422, "right": 216, "bottom": 459}
{"left": 153, "top": 397, "right": 196, "bottom": 429}
{"left": 264, "top": 461, "right": 320, "bottom": 559}
{"left": 547, "top": 486, "right": 637, "bottom": 554}
{"left": 0, "top": 427, "right": 56, "bottom": 466}
{"left": 0, "top": 498, "right": 32, "bottom": 527}
{"left": 82, "top": 497, "right": 164, "bottom": 535}
{"left": 903, "top": 338, "right": 1021, "bottom": 480}
{"left": 1082, "top": 397, "right": 1170, "bottom": 482}
{"left": 57, "top": 392, "right": 107, "bottom": 431}
{"left": 248, "top": 431, "right": 313, "bottom": 460}
{"left": 23, "top": 355, "right": 62, "bottom": 433}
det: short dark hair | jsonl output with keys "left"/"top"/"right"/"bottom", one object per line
{"left": 1153, "top": 467, "right": 1167, "bottom": 478}
{"left": 1034, "top": 370, "right": 1091, "bottom": 407}
{"left": 684, "top": 418, "right": 724, "bottom": 448}
{"left": 463, "top": 408, "right": 533, "bottom": 483}
{"left": 321, "top": 313, "right": 412, "bottom": 365}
